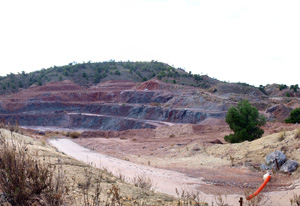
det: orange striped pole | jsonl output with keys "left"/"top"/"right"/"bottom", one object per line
{"left": 246, "top": 173, "right": 271, "bottom": 200}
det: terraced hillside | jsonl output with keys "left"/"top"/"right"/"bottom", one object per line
{"left": 0, "top": 77, "right": 299, "bottom": 131}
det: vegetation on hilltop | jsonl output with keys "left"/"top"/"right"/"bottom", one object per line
{"left": 0, "top": 61, "right": 216, "bottom": 95}
{"left": 1, "top": 60, "right": 296, "bottom": 96}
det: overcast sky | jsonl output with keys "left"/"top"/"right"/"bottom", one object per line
{"left": 1, "top": 0, "right": 299, "bottom": 86}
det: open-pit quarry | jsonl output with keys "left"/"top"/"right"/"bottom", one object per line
{"left": 1, "top": 79, "right": 300, "bottom": 205}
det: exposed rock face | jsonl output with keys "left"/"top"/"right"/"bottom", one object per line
{"left": 0, "top": 79, "right": 299, "bottom": 131}
{"left": 266, "top": 104, "right": 293, "bottom": 122}
{"left": 280, "top": 160, "right": 299, "bottom": 173}
{"left": 0, "top": 102, "right": 226, "bottom": 131}
{"left": 216, "top": 83, "right": 265, "bottom": 96}
{"left": 0, "top": 80, "right": 229, "bottom": 131}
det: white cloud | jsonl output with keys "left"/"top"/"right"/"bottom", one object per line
{"left": 0, "top": 0, "right": 300, "bottom": 86}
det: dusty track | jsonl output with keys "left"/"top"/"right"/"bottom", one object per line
{"left": 49, "top": 138, "right": 240, "bottom": 204}
{"left": 68, "top": 112, "right": 175, "bottom": 127}
{"left": 49, "top": 138, "right": 300, "bottom": 206}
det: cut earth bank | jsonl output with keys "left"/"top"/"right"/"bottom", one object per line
{"left": 48, "top": 122, "right": 300, "bottom": 206}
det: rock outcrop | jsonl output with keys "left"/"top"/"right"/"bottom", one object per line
{"left": 260, "top": 150, "right": 298, "bottom": 173}
{"left": 280, "top": 160, "right": 298, "bottom": 173}
{"left": 0, "top": 79, "right": 299, "bottom": 131}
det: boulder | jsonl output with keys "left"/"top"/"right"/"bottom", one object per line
{"left": 265, "top": 150, "right": 286, "bottom": 170}
{"left": 260, "top": 164, "right": 271, "bottom": 171}
{"left": 280, "top": 160, "right": 299, "bottom": 173}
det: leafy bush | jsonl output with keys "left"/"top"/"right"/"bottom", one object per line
{"left": 224, "top": 99, "right": 266, "bottom": 143}
{"left": 279, "top": 84, "right": 288, "bottom": 91}
{"left": 285, "top": 108, "right": 300, "bottom": 123}
{"left": 290, "top": 84, "right": 299, "bottom": 92}
{"left": 258, "top": 85, "right": 266, "bottom": 94}
{"left": 193, "top": 74, "right": 202, "bottom": 81}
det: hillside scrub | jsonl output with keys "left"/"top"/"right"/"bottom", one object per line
{"left": 0, "top": 61, "right": 212, "bottom": 95}
{"left": 285, "top": 108, "right": 300, "bottom": 124}
{"left": 0, "top": 132, "right": 65, "bottom": 205}
{"left": 224, "top": 99, "right": 266, "bottom": 143}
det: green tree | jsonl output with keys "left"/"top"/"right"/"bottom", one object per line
{"left": 285, "top": 108, "right": 300, "bottom": 123}
{"left": 259, "top": 85, "right": 266, "bottom": 94}
{"left": 94, "top": 73, "right": 101, "bottom": 83}
{"left": 225, "top": 99, "right": 266, "bottom": 143}
{"left": 142, "top": 77, "right": 147, "bottom": 82}
{"left": 18, "top": 81, "right": 23, "bottom": 88}
{"left": 63, "top": 70, "right": 69, "bottom": 76}
{"left": 290, "top": 84, "right": 299, "bottom": 92}
{"left": 193, "top": 74, "right": 202, "bottom": 81}
{"left": 279, "top": 84, "right": 288, "bottom": 91}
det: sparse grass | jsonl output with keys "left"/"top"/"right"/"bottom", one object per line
{"left": 294, "top": 128, "right": 300, "bottom": 139}
{"left": 175, "top": 188, "right": 208, "bottom": 206}
{"left": 78, "top": 168, "right": 102, "bottom": 206}
{"left": 278, "top": 131, "right": 286, "bottom": 141}
{"left": 214, "top": 194, "right": 228, "bottom": 206}
{"left": 116, "top": 169, "right": 126, "bottom": 182}
{"left": 0, "top": 129, "right": 164, "bottom": 206}
{"left": 0, "top": 132, "right": 66, "bottom": 206}
{"left": 290, "top": 194, "right": 300, "bottom": 206}
{"left": 131, "top": 175, "right": 154, "bottom": 191}
{"left": 0, "top": 120, "right": 24, "bottom": 135}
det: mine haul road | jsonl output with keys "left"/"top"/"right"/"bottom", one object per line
{"left": 49, "top": 138, "right": 300, "bottom": 206}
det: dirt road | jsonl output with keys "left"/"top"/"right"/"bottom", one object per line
{"left": 68, "top": 112, "right": 176, "bottom": 127}
{"left": 49, "top": 138, "right": 300, "bottom": 206}
{"left": 49, "top": 138, "right": 240, "bottom": 204}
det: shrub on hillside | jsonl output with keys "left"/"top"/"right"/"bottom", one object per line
{"left": 290, "top": 84, "right": 299, "bottom": 92}
{"left": 279, "top": 84, "right": 288, "bottom": 91}
{"left": 67, "top": 131, "right": 81, "bottom": 138}
{"left": 0, "top": 133, "right": 65, "bottom": 205}
{"left": 259, "top": 85, "right": 266, "bottom": 94}
{"left": 224, "top": 99, "right": 266, "bottom": 143}
{"left": 285, "top": 108, "right": 300, "bottom": 124}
